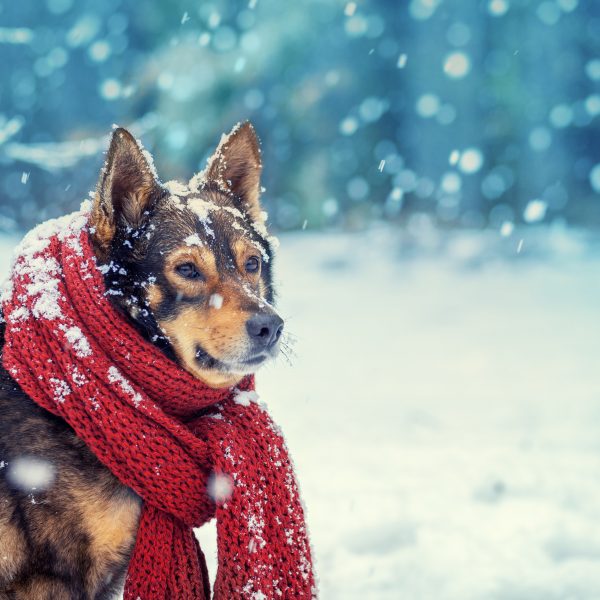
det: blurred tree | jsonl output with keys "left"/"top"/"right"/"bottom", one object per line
{"left": 0, "top": 0, "right": 598, "bottom": 233}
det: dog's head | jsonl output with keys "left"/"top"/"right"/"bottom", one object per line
{"left": 88, "top": 123, "right": 283, "bottom": 388}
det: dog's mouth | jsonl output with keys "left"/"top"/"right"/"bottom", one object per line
{"left": 194, "top": 345, "right": 269, "bottom": 374}
{"left": 244, "top": 354, "right": 268, "bottom": 366}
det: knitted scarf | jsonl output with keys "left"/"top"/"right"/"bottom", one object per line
{"left": 1, "top": 204, "right": 315, "bottom": 600}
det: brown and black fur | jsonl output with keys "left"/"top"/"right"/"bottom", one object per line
{"left": 0, "top": 123, "right": 283, "bottom": 599}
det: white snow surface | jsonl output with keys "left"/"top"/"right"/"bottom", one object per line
{"left": 1, "top": 225, "right": 599, "bottom": 598}
{"left": 198, "top": 226, "right": 600, "bottom": 599}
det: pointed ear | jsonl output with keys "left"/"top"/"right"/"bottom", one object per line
{"left": 90, "top": 128, "right": 161, "bottom": 259}
{"left": 204, "top": 122, "right": 263, "bottom": 221}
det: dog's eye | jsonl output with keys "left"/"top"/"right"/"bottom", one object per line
{"left": 245, "top": 256, "right": 260, "bottom": 273}
{"left": 176, "top": 263, "right": 203, "bottom": 280}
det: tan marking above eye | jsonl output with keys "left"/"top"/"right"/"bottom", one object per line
{"left": 233, "top": 238, "right": 262, "bottom": 277}
{"left": 258, "top": 278, "right": 266, "bottom": 299}
{"left": 164, "top": 246, "right": 217, "bottom": 296}
{"left": 146, "top": 284, "right": 163, "bottom": 311}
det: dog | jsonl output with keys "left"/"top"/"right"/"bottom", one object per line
{"left": 0, "top": 122, "right": 284, "bottom": 599}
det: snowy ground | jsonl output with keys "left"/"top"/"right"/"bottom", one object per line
{"left": 2, "top": 226, "right": 600, "bottom": 599}
{"left": 203, "top": 226, "right": 600, "bottom": 600}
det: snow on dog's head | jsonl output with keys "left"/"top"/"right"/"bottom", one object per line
{"left": 88, "top": 124, "right": 284, "bottom": 388}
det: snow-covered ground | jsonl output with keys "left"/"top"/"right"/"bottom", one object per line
{"left": 2, "top": 226, "right": 600, "bottom": 599}
{"left": 203, "top": 226, "right": 600, "bottom": 599}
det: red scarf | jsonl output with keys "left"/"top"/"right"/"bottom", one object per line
{"left": 1, "top": 204, "right": 316, "bottom": 599}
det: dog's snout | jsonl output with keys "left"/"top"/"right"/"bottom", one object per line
{"left": 246, "top": 314, "right": 284, "bottom": 349}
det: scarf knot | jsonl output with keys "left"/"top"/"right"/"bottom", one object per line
{"left": 2, "top": 203, "right": 316, "bottom": 599}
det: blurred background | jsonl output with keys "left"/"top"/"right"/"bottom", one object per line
{"left": 0, "top": 0, "right": 599, "bottom": 236}
{"left": 2, "top": 1, "right": 600, "bottom": 599}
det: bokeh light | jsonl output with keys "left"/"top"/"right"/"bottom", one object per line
{"left": 0, "top": 0, "right": 597, "bottom": 233}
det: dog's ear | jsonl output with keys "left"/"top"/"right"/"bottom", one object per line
{"left": 204, "top": 122, "right": 263, "bottom": 222}
{"left": 90, "top": 128, "right": 161, "bottom": 259}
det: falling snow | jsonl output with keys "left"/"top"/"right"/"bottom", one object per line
{"left": 207, "top": 472, "right": 234, "bottom": 503}
{"left": 6, "top": 457, "right": 56, "bottom": 491}
{"left": 523, "top": 199, "right": 548, "bottom": 223}
{"left": 209, "top": 293, "right": 223, "bottom": 309}
{"left": 61, "top": 325, "right": 92, "bottom": 358}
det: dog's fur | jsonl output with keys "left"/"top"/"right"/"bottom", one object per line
{"left": 0, "top": 123, "right": 282, "bottom": 599}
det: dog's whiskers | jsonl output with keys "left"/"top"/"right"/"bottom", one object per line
{"left": 278, "top": 347, "right": 293, "bottom": 367}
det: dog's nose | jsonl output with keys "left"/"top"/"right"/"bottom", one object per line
{"left": 246, "top": 314, "right": 284, "bottom": 349}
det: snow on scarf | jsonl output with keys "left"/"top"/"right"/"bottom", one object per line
{"left": 1, "top": 202, "right": 316, "bottom": 600}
